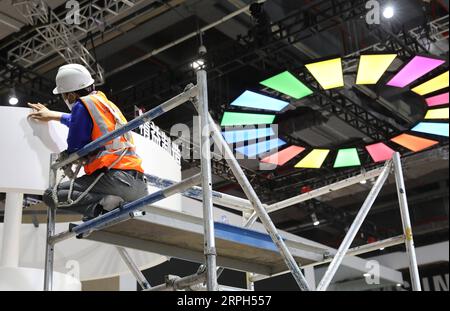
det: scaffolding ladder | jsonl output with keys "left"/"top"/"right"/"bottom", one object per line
{"left": 43, "top": 69, "right": 421, "bottom": 291}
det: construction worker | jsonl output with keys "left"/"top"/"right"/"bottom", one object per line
{"left": 28, "top": 64, "right": 148, "bottom": 221}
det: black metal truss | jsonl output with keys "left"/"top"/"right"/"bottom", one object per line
{"left": 108, "top": 0, "right": 370, "bottom": 110}
{"left": 0, "top": 57, "right": 58, "bottom": 105}
{"left": 368, "top": 21, "right": 431, "bottom": 57}
{"left": 294, "top": 70, "right": 397, "bottom": 141}
{"left": 204, "top": 0, "right": 370, "bottom": 78}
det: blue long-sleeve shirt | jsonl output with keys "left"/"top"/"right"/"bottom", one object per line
{"left": 60, "top": 100, "right": 93, "bottom": 153}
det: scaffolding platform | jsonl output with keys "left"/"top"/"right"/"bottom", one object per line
{"left": 82, "top": 206, "right": 325, "bottom": 276}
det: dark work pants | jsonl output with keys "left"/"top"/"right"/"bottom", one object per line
{"left": 43, "top": 170, "right": 148, "bottom": 216}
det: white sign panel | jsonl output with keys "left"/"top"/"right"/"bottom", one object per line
{"left": 0, "top": 106, "right": 182, "bottom": 210}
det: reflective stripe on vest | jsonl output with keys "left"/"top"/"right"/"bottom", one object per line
{"left": 90, "top": 93, "right": 134, "bottom": 149}
{"left": 81, "top": 95, "right": 132, "bottom": 150}
{"left": 79, "top": 92, "right": 143, "bottom": 174}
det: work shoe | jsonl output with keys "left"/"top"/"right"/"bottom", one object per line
{"left": 82, "top": 204, "right": 104, "bottom": 222}
{"left": 81, "top": 203, "right": 126, "bottom": 222}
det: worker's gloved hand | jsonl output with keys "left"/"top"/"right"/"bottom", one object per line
{"left": 56, "top": 150, "right": 75, "bottom": 179}
{"left": 55, "top": 150, "right": 87, "bottom": 179}
{"left": 57, "top": 150, "right": 69, "bottom": 161}
{"left": 63, "top": 164, "right": 76, "bottom": 179}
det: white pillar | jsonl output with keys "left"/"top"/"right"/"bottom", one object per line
{"left": 1, "top": 192, "right": 24, "bottom": 267}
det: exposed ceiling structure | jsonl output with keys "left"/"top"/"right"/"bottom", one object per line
{"left": 0, "top": 0, "right": 448, "bottom": 249}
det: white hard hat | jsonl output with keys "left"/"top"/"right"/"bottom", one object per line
{"left": 53, "top": 64, "right": 95, "bottom": 95}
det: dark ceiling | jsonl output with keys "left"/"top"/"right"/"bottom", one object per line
{"left": 0, "top": 0, "right": 448, "bottom": 248}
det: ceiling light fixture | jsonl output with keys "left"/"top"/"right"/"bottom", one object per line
{"left": 230, "top": 90, "right": 289, "bottom": 112}
{"left": 387, "top": 56, "right": 445, "bottom": 88}
{"left": 191, "top": 59, "right": 205, "bottom": 70}
{"left": 222, "top": 127, "right": 275, "bottom": 144}
{"left": 305, "top": 58, "right": 344, "bottom": 90}
{"left": 382, "top": 6, "right": 394, "bottom": 19}
{"left": 356, "top": 54, "right": 397, "bottom": 85}
{"left": 424, "top": 108, "right": 449, "bottom": 120}
{"left": 390, "top": 133, "right": 439, "bottom": 152}
{"left": 365, "top": 142, "right": 395, "bottom": 163}
{"left": 235, "top": 138, "right": 286, "bottom": 157}
{"left": 359, "top": 167, "right": 367, "bottom": 185}
{"left": 311, "top": 213, "right": 320, "bottom": 226}
{"left": 412, "top": 71, "right": 449, "bottom": 96}
{"left": 260, "top": 71, "right": 313, "bottom": 99}
{"left": 425, "top": 92, "right": 449, "bottom": 107}
{"left": 334, "top": 148, "right": 361, "bottom": 168}
{"left": 220, "top": 112, "right": 276, "bottom": 126}
{"left": 260, "top": 145, "right": 305, "bottom": 166}
{"left": 8, "top": 88, "right": 18, "bottom": 105}
{"left": 295, "top": 149, "right": 330, "bottom": 169}
{"left": 411, "top": 122, "right": 449, "bottom": 137}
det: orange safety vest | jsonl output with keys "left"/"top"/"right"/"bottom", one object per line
{"left": 79, "top": 91, "right": 144, "bottom": 175}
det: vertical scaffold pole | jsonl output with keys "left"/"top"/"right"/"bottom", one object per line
{"left": 44, "top": 154, "right": 58, "bottom": 291}
{"left": 208, "top": 113, "right": 311, "bottom": 291}
{"left": 243, "top": 211, "right": 255, "bottom": 291}
{"left": 197, "top": 69, "right": 218, "bottom": 291}
{"left": 392, "top": 152, "right": 421, "bottom": 291}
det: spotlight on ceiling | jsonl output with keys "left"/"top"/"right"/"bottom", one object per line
{"left": 363, "top": 273, "right": 371, "bottom": 278}
{"left": 311, "top": 213, "right": 320, "bottom": 226}
{"left": 191, "top": 59, "right": 205, "bottom": 70}
{"left": 8, "top": 89, "right": 18, "bottom": 105}
{"left": 9, "top": 96, "right": 18, "bottom": 105}
{"left": 383, "top": 6, "right": 394, "bottom": 19}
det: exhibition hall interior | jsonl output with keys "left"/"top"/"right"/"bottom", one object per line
{"left": 0, "top": 0, "right": 448, "bottom": 291}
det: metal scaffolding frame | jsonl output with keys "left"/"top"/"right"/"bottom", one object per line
{"left": 0, "top": 56, "right": 58, "bottom": 105}
{"left": 43, "top": 69, "right": 421, "bottom": 291}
